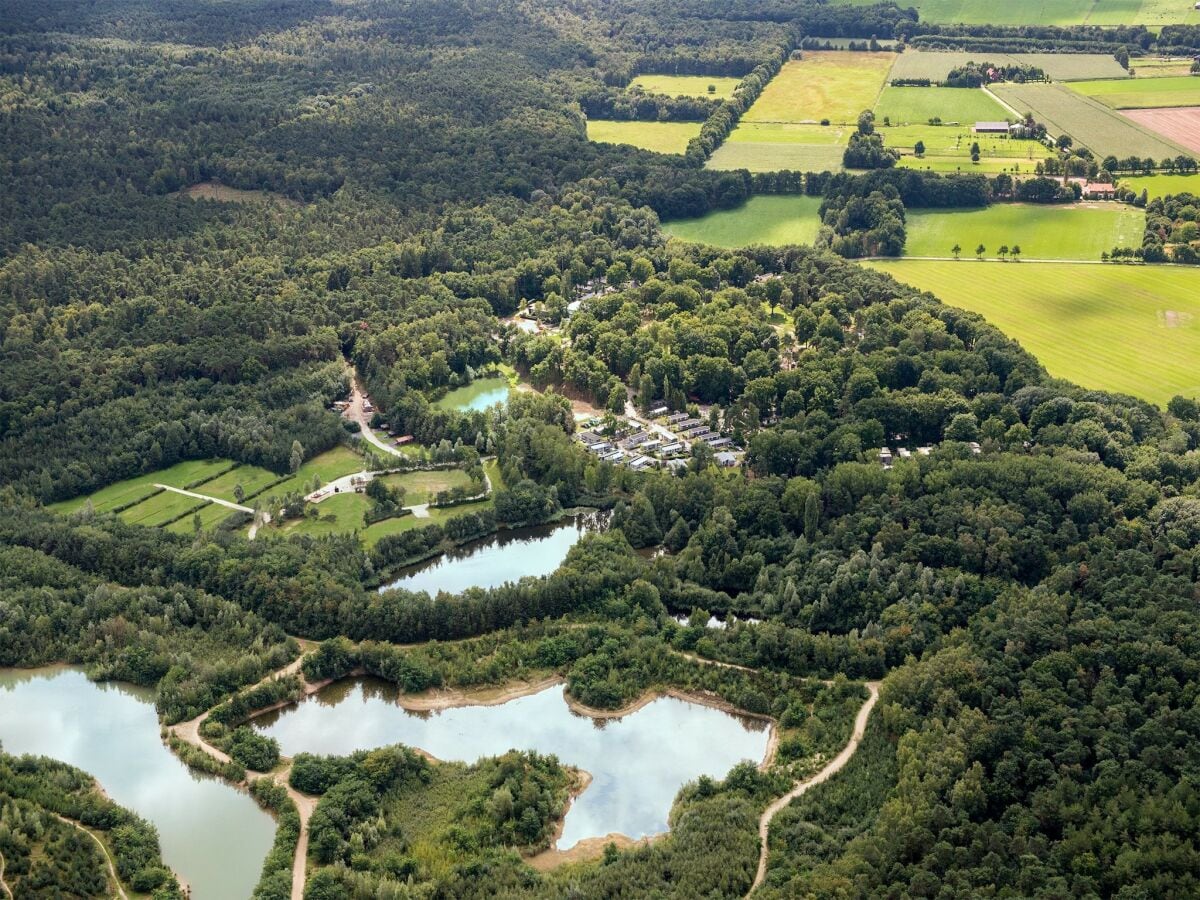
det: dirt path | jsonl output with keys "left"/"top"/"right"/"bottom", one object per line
{"left": 155, "top": 483, "right": 253, "bottom": 513}
{"left": 747, "top": 681, "right": 881, "bottom": 897}
{"left": 345, "top": 375, "right": 405, "bottom": 459}
{"left": 0, "top": 850, "right": 11, "bottom": 900}
{"left": 52, "top": 814, "right": 128, "bottom": 900}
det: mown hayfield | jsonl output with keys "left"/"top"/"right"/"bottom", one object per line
{"left": 876, "top": 86, "right": 1011, "bottom": 125}
{"left": 741, "top": 52, "right": 895, "bottom": 125}
{"left": 835, "top": 0, "right": 1199, "bottom": 26}
{"left": 881, "top": 123, "right": 1054, "bottom": 172}
{"left": 360, "top": 499, "right": 493, "bottom": 548}
{"left": 1118, "top": 172, "right": 1200, "bottom": 198}
{"left": 904, "top": 204, "right": 1146, "bottom": 260}
{"left": 994, "top": 82, "right": 1190, "bottom": 158}
{"left": 281, "top": 492, "right": 369, "bottom": 537}
{"left": 629, "top": 75, "right": 742, "bottom": 100}
{"left": 196, "top": 464, "right": 282, "bottom": 503}
{"left": 1133, "top": 58, "right": 1197, "bottom": 78}
{"left": 1070, "top": 75, "right": 1200, "bottom": 109}
{"left": 164, "top": 502, "right": 241, "bottom": 534}
{"left": 707, "top": 138, "right": 846, "bottom": 172}
{"left": 379, "top": 468, "right": 475, "bottom": 505}
{"left": 119, "top": 490, "right": 207, "bottom": 527}
{"left": 888, "top": 50, "right": 1128, "bottom": 82}
{"left": 47, "top": 458, "right": 234, "bottom": 515}
{"left": 662, "top": 196, "right": 824, "bottom": 247}
{"left": 867, "top": 259, "right": 1200, "bottom": 405}
{"left": 587, "top": 119, "right": 701, "bottom": 154}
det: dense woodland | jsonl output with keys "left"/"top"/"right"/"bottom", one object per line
{"left": 2, "top": 0, "right": 1200, "bottom": 897}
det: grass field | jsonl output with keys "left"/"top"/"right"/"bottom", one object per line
{"left": 379, "top": 468, "right": 474, "bottom": 505}
{"left": 706, "top": 137, "right": 846, "bottom": 172}
{"left": 994, "top": 82, "right": 1191, "bottom": 159}
{"left": 662, "top": 196, "right": 824, "bottom": 247}
{"left": 194, "top": 464, "right": 281, "bottom": 503}
{"left": 119, "top": 490, "right": 206, "bottom": 527}
{"left": 904, "top": 204, "right": 1146, "bottom": 260}
{"left": 587, "top": 120, "right": 700, "bottom": 154}
{"left": 888, "top": 50, "right": 1129, "bottom": 82}
{"left": 1118, "top": 172, "right": 1200, "bottom": 198}
{"left": 1133, "top": 58, "right": 1197, "bottom": 78}
{"left": 881, "top": 123, "right": 1053, "bottom": 172}
{"left": 249, "top": 445, "right": 369, "bottom": 504}
{"left": 742, "top": 52, "right": 895, "bottom": 125}
{"left": 359, "top": 499, "right": 493, "bottom": 547}
{"left": 876, "top": 86, "right": 1011, "bottom": 125}
{"left": 867, "top": 260, "right": 1200, "bottom": 405}
{"left": 47, "top": 458, "right": 234, "bottom": 515}
{"left": 835, "top": 0, "right": 1200, "bottom": 26}
{"left": 1070, "top": 75, "right": 1200, "bottom": 109}
{"left": 164, "top": 502, "right": 240, "bottom": 535}
{"left": 629, "top": 75, "right": 742, "bottom": 100}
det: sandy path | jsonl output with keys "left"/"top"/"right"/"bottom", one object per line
{"left": 154, "top": 484, "right": 253, "bottom": 513}
{"left": 0, "top": 850, "right": 11, "bottom": 900}
{"left": 747, "top": 682, "right": 880, "bottom": 896}
{"left": 52, "top": 814, "right": 128, "bottom": 900}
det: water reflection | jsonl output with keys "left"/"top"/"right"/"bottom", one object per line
{"left": 254, "top": 679, "right": 769, "bottom": 848}
{"left": 436, "top": 377, "right": 511, "bottom": 412}
{"left": 379, "top": 513, "right": 598, "bottom": 595}
{"left": 0, "top": 668, "right": 276, "bottom": 900}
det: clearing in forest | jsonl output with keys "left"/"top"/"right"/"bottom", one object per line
{"left": 1070, "top": 75, "right": 1200, "bottom": 109}
{"left": 993, "top": 82, "right": 1192, "bottom": 159}
{"left": 628, "top": 74, "right": 743, "bottom": 100}
{"left": 661, "top": 195, "right": 824, "bottom": 248}
{"left": 903, "top": 203, "right": 1146, "bottom": 261}
{"left": 587, "top": 119, "right": 702, "bottom": 154}
{"left": 867, "top": 259, "right": 1200, "bottom": 405}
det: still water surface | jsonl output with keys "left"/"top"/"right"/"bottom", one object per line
{"left": 379, "top": 514, "right": 595, "bottom": 595}
{"left": 255, "top": 678, "right": 770, "bottom": 848}
{"left": 0, "top": 667, "right": 276, "bottom": 900}
{"left": 435, "top": 376, "right": 510, "bottom": 411}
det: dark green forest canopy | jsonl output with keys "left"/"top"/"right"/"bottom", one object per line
{"left": 1, "top": 0, "right": 1199, "bottom": 897}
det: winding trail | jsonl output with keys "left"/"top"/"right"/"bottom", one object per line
{"left": 747, "top": 682, "right": 881, "bottom": 897}
{"left": 0, "top": 850, "right": 11, "bottom": 900}
{"left": 52, "top": 814, "right": 128, "bottom": 900}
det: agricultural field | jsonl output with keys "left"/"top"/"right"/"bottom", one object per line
{"left": 867, "top": 260, "right": 1200, "bottom": 405}
{"left": 1123, "top": 108, "right": 1200, "bottom": 154}
{"left": 707, "top": 132, "right": 847, "bottom": 172}
{"left": 1118, "top": 171, "right": 1200, "bottom": 198}
{"left": 662, "top": 195, "right": 824, "bottom": 247}
{"left": 118, "top": 489, "right": 207, "bottom": 528}
{"left": 164, "top": 502, "right": 242, "bottom": 535}
{"left": 904, "top": 203, "right": 1146, "bottom": 260}
{"left": 834, "top": 0, "right": 1200, "bottom": 26}
{"left": 888, "top": 50, "right": 1128, "bottom": 83}
{"left": 47, "top": 458, "right": 234, "bottom": 515}
{"left": 876, "top": 86, "right": 1012, "bottom": 125}
{"left": 1070, "top": 75, "right": 1200, "bottom": 109}
{"left": 741, "top": 52, "right": 895, "bottom": 125}
{"left": 586, "top": 119, "right": 700, "bottom": 154}
{"left": 193, "top": 464, "right": 282, "bottom": 503}
{"left": 994, "top": 82, "right": 1191, "bottom": 159}
{"left": 881, "top": 123, "right": 1053, "bottom": 173}
{"left": 1132, "top": 58, "right": 1197, "bottom": 78}
{"left": 628, "top": 74, "right": 742, "bottom": 100}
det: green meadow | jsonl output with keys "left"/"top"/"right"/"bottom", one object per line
{"left": 662, "top": 196, "right": 824, "bottom": 247}
{"left": 868, "top": 259, "right": 1200, "bottom": 405}
{"left": 1070, "top": 75, "right": 1200, "bottom": 109}
{"left": 875, "top": 86, "right": 1011, "bottom": 125}
{"left": 904, "top": 204, "right": 1146, "bottom": 261}
{"left": 629, "top": 74, "right": 742, "bottom": 100}
{"left": 587, "top": 120, "right": 701, "bottom": 154}
{"left": 1118, "top": 172, "right": 1200, "bottom": 199}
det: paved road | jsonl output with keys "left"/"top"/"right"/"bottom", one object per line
{"left": 747, "top": 682, "right": 881, "bottom": 896}
{"left": 345, "top": 377, "right": 406, "bottom": 459}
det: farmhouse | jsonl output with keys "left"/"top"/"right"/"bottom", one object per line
{"left": 1083, "top": 182, "right": 1117, "bottom": 199}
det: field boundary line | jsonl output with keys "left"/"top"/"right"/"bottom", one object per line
{"left": 983, "top": 85, "right": 1023, "bottom": 119}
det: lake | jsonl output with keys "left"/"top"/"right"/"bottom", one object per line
{"left": 435, "top": 376, "right": 511, "bottom": 412}
{"left": 379, "top": 513, "right": 598, "bottom": 595}
{"left": 254, "top": 678, "right": 770, "bottom": 848}
{"left": 0, "top": 667, "right": 276, "bottom": 900}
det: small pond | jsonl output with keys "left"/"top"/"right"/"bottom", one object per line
{"left": 0, "top": 667, "right": 276, "bottom": 900}
{"left": 379, "top": 512, "right": 599, "bottom": 595}
{"left": 254, "top": 679, "right": 770, "bottom": 849}
{"left": 435, "top": 376, "right": 511, "bottom": 412}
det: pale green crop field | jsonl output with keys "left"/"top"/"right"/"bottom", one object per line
{"left": 741, "top": 52, "right": 895, "bottom": 125}
{"left": 1071, "top": 75, "right": 1200, "bottom": 109}
{"left": 876, "top": 86, "right": 1010, "bottom": 125}
{"left": 119, "top": 490, "right": 207, "bottom": 527}
{"left": 833, "top": 0, "right": 1199, "bottom": 25}
{"left": 587, "top": 119, "right": 701, "bottom": 154}
{"left": 904, "top": 204, "right": 1146, "bottom": 260}
{"left": 880, "top": 123, "right": 1054, "bottom": 172}
{"left": 47, "top": 458, "right": 233, "bottom": 515}
{"left": 662, "top": 196, "right": 824, "bottom": 247}
{"left": 1119, "top": 172, "right": 1200, "bottom": 198}
{"left": 629, "top": 75, "right": 743, "bottom": 100}
{"left": 868, "top": 259, "right": 1200, "bottom": 405}
{"left": 707, "top": 139, "right": 846, "bottom": 172}
{"left": 888, "top": 50, "right": 1128, "bottom": 82}
{"left": 994, "top": 82, "right": 1191, "bottom": 159}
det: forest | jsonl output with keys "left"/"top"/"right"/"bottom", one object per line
{"left": 1, "top": 0, "right": 1199, "bottom": 897}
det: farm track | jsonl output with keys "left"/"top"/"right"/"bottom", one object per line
{"left": 748, "top": 682, "right": 881, "bottom": 897}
